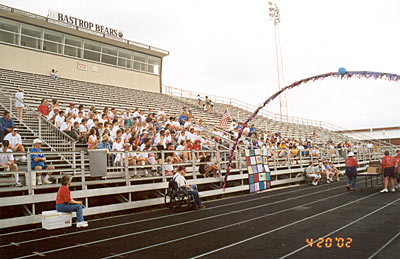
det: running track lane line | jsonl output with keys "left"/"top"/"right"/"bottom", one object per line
{"left": 279, "top": 196, "right": 400, "bottom": 258}
{"left": 190, "top": 192, "right": 379, "bottom": 259}
{"left": 1, "top": 183, "right": 342, "bottom": 248}
{"left": 14, "top": 188, "right": 349, "bottom": 259}
{"left": 0, "top": 183, "right": 312, "bottom": 237}
{"left": 368, "top": 231, "right": 400, "bottom": 259}
{"left": 101, "top": 193, "right": 354, "bottom": 259}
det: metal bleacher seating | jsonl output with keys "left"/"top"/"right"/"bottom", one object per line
{"left": 0, "top": 68, "right": 387, "bottom": 228}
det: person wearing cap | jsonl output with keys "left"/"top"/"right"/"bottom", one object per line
{"left": 0, "top": 140, "right": 22, "bottom": 187}
{"left": 31, "top": 138, "right": 55, "bottom": 185}
{"left": 345, "top": 152, "right": 358, "bottom": 191}
{"left": 56, "top": 175, "right": 88, "bottom": 228}
{"left": 4, "top": 128, "right": 26, "bottom": 162}
{"left": 0, "top": 111, "right": 14, "bottom": 142}
{"left": 380, "top": 151, "right": 396, "bottom": 193}
{"left": 15, "top": 88, "right": 24, "bottom": 120}
{"left": 173, "top": 166, "right": 205, "bottom": 209}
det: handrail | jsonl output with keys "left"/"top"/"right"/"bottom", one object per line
{"left": 0, "top": 83, "right": 75, "bottom": 166}
{"left": 163, "top": 84, "right": 395, "bottom": 148}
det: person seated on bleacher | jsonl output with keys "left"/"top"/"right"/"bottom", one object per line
{"left": 47, "top": 107, "right": 59, "bottom": 125}
{"left": 314, "top": 160, "right": 331, "bottom": 182}
{"left": 157, "top": 107, "right": 167, "bottom": 122}
{"left": 70, "top": 121, "right": 82, "bottom": 142}
{"left": 56, "top": 175, "right": 88, "bottom": 228}
{"left": 50, "top": 69, "right": 59, "bottom": 80}
{"left": 178, "top": 112, "right": 187, "bottom": 126}
{"left": 324, "top": 161, "right": 340, "bottom": 182}
{"left": 31, "top": 138, "right": 55, "bottom": 185}
{"left": 4, "top": 128, "right": 27, "bottom": 162}
{"left": 306, "top": 162, "right": 321, "bottom": 186}
{"left": 199, "top": 155, "right": 220, "bottom": 178}
{"left": 0, "top": 111, "right": 14, "bottom": 142}
{"left": 79, "top": 119, "right": 89, "bottom": 142}
{"left": 174, "top": 166, "right": 205, "bottom": 209}
{"left": 87, "top": 128, "right": 98, "bottom": 150}
{"left": 65, "top": 103, "right": 78, "bottom": 118}
{"left": 0, "top": 140, "right": 22, "bottom": 187}
{"left": 311, "top": 145, "right": 320, "bottom": 159}
{"left": 37, "top": 98, "right": 49, "bottom": 117}
{"left": 54, "top": 110, "right": 65, "bottom": 129}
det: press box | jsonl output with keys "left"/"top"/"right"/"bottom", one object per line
{"left": 41, "top": 210, "right": 72, "bottom": 230}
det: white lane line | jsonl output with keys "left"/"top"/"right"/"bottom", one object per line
{"left": 0, "top": 183, "right": 317, "bottom": 238}
{"left": 279, "top": 197, "right": 400, "bottom": 258}
{"left": 191, "top": 192, "right": 379, "bottom": 259}
{"left": 1, "top": 182, "right": 340, "bottom": 248}
{"left": 368, "top": 231, "right": 400, "bottom": 259}
{"left": 102, "top": 192, "right": 351, "bottom": 259}
{"left": 14, "top": 186, "right": 347, "bottom": 259}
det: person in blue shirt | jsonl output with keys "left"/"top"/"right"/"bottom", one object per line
{"left": 178, "top": 112, "right": 187, "bottom": 126}
{"left": 0, "top": 111, "right": 14, "bottom": 142}
{"left": 31, "top": 138, "right": 55, "bottom": 185}
{"left": 96, "top": 135, "right": 112, "bottom": 150}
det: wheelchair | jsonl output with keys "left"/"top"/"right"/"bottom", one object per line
{"left": 164, "top": 186, "right": 196, "bottom": 212}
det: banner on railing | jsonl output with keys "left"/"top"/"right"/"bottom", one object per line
{"left": 245, "top": 149, "right": 271, "bottom": 193}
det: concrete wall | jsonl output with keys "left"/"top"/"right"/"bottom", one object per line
{"left": 0, "top": 44, "right": 161, "bottom": 93}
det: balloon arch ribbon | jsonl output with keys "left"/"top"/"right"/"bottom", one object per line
{"left": 222, "top": 70, "right": 400, "bottom": 189}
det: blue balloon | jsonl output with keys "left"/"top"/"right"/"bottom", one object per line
{"left": 338, "top": 67, "right": 347, "bottom": 75}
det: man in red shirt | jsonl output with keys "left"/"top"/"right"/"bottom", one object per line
{"left": 345, "top": 152, "right": 358, "bottom": 191}
{"left": 380, "top": 151, "right": 396, "bottom": 193}
{"left": 56, "top": 175, "right": 88, "bottom": 227}
{"left": 393, "top": 150, "right": 400, "bottom": 189}
{"left": 37, "top": 98, "right": 49, "bottom": 116}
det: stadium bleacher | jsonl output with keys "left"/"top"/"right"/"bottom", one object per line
{"left": 0, "top": 68, "right": 392, "bottom": 228}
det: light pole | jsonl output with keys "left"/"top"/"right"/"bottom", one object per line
{"left": 268, "top": 1, "right": 288, "bottom": 122}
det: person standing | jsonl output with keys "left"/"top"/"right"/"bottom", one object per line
{"left": 56, "top": 175, "right": 88, "bottom": 228}
{"left": 380, "top": 151, "right": 396, "bottom": 193}
{"left": 15, "top": 89, "right": 24, "bottom": 120}
{"left": 345, "top": 152, "right": 358, "bottom": 191}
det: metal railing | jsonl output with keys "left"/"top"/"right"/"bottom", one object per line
{"left": 163, "top": 84, "right": 396, "bottom": 150}
{"left": 0, "top": 84, "right": 75, "bottom": 165}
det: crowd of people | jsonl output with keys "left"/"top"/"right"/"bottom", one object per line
{"left": 37, "top": 99, "right": 224, "bottom": 177}
{"left": 0, "top": 93, "right": 398, "bottom": 190}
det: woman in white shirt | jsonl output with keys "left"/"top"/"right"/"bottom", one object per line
{"left": 15, "top": 89, "right": 24, "bottom": 120}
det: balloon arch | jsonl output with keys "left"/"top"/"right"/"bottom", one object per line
{"left": 222, "top": 69, "right": 400, "bottom": 189}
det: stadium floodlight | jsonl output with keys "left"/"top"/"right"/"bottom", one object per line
{"left": 268, "top": 1, "right": 288, "bottom": 121}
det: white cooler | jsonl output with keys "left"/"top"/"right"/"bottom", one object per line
{"left": 41, "top": 210, "right": 72, "bottom": 230}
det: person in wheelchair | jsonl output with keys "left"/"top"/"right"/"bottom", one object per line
{"left": 174, "top": 166, "right": 205, "bottom": 209}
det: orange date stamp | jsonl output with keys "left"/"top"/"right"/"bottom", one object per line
{"left": 306, "top": 237, "right": 352, "bottom": 248}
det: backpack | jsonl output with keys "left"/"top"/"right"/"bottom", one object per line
{"left": 168, "top": 175, "right": 178, "bottom": 191}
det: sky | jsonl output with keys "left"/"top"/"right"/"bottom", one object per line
{"left": 1, "top": 0, "right": 399, "bottom": 130}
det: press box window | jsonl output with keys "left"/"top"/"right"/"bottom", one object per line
{"left": 133, "top": 53, "right": 147, "bottom": 72}
{"left": 118, "top": 49, "right": 132, "bottom": 69}
{"left": 102, "top": 44, "right": 117, "bottom": 65}
{"left": 20, "top": 24, "right": 42, "bottom": 50}
{"left": 43, "top": 30, "right": 63, "bottom": 54}
{"left": 84, "top": 40, "right": 101, "bottom": 62}
{"left": 0, "top": 17, "right": 19, "bottom": 45}
{"left": 64, "top": 35, "right": 82, "bottom": 58}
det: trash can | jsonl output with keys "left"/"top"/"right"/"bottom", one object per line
{"left": 88, "top": 149, "right": 107, "bottom": 177}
